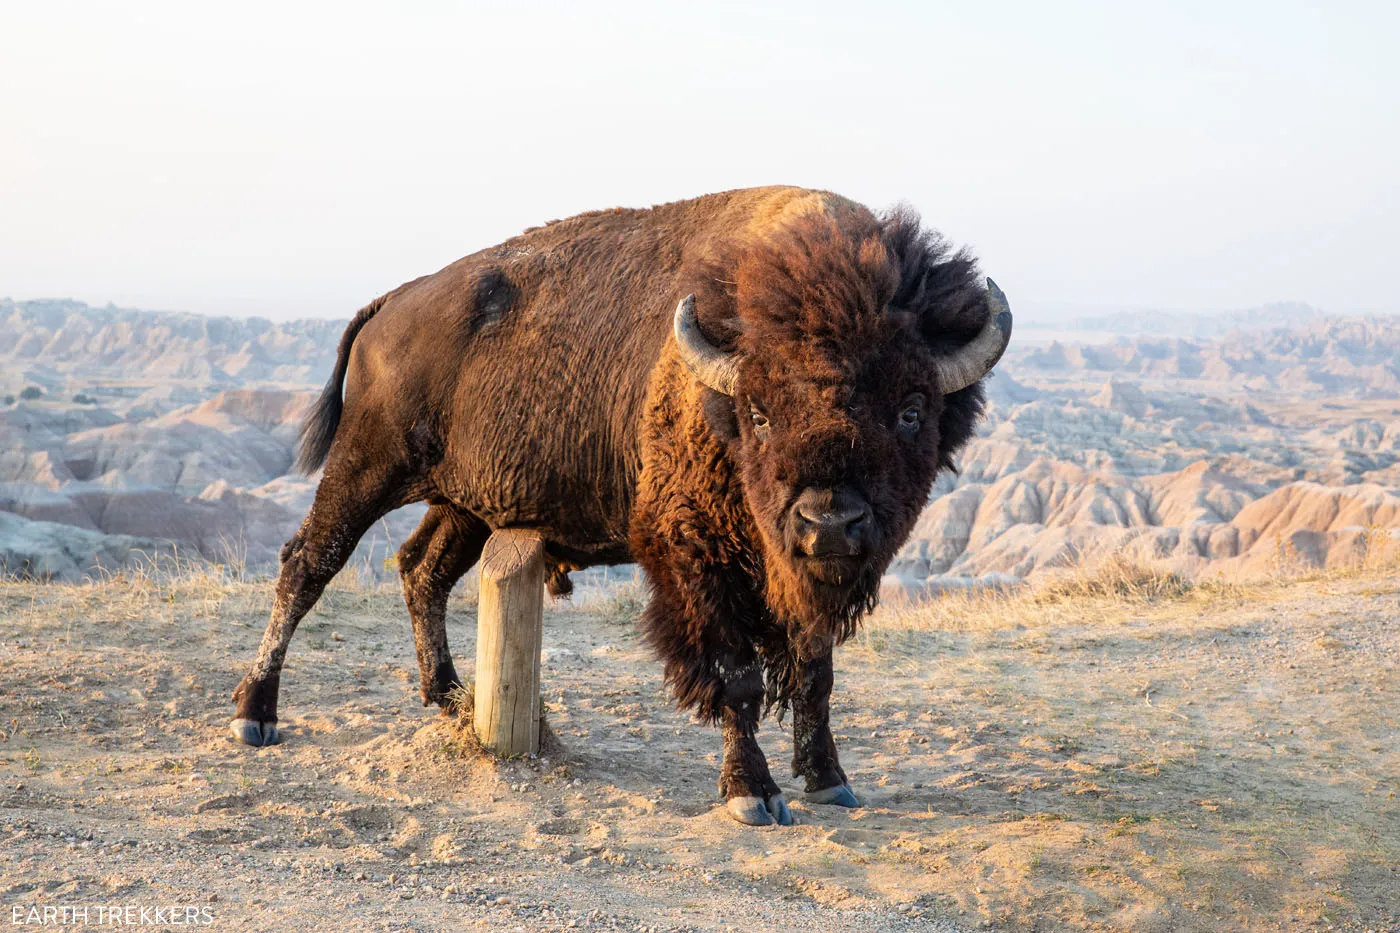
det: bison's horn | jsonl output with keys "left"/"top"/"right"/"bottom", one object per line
{"left": 932, "top": 278, "right": 1014, "bottom": 394}
{"left": 673, "top": 294, "right": 740, "bottom": 396}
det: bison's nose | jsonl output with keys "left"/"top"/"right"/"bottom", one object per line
{"left": 792, "top": 489, "right": 871, "bottom": 557}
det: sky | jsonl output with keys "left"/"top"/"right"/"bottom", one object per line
{"left": 1, "top": 1, "right": 1396, "bottom": 322}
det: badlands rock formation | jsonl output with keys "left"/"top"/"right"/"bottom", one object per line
{"left": 2, "top": 298, "right": 341, "bottom": 392}
{"left": 1, "top": 297, "right": 1397, "bottom": 585}
{"left": 890, "top": 315, "right": 1400, "bottom": 589}
{"left": 1020, "top": 316, "right": 1400, "bottom": 399}
{"left": 0, "top": 299, "right": 425, "bottom": 579}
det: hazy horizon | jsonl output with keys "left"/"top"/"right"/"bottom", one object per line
{"left": 0, "top": 292, "right": 1351, "bottom": 331}
{"left": 3, "top": 2, "right": 1396, "bottom": 322}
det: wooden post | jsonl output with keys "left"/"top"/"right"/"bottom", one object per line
{"left": 474, "top": 528, "right": 545, "bottom": 756}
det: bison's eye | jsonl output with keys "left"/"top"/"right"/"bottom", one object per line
{"left": 749, "top": 404, "right": 771, "bottom": 442}
{"left": 896, "top": 395, "right": 925, "bottom": 437}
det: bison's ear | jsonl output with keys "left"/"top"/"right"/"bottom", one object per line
{"left": 701, "top": 388, "right": 740, "bottom": 442}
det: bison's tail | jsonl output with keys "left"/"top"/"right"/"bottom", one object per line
{"left": 294, "top": 296, "right": 386, "bottom": 475}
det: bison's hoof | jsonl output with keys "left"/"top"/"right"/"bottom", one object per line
{"left": 230, "top": 718, "right": 281, "bottom": 747}
{"left": 725, "top": 794, "right": 793, "bottom": 827}
{"left": 726, "top": 797, "right": 770, "bottom": 826}
{"left": 806, "top": 784, "right": 860, "bottom": 808}
{"left": 767, "top": 793, "right": 793, "bottom": 826}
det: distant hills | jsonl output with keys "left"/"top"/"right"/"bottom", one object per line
{"left": 1, "top": 298, "right": 342, "bottom": 397}
{"left": 1015, "top": 315, "right": 1400, "bottom": 399}
{"left": 1068, "top": 301, "right": 1328, "bottom": 339}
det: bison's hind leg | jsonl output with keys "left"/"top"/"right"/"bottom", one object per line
{"left": 231, "top": 454, "right": 412, "bottom": 747}
{"left": 398, "top": 504, "right": 489, "bottom": 709}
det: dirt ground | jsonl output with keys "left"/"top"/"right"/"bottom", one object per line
{"left": 1, "top": 567, "right": 1397, "bottom": 932}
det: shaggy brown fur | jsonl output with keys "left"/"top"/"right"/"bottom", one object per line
{"left": 229, "top": 186, "right": 999, "bottom": 821}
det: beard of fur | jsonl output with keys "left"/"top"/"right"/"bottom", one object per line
{"left": 754, "top": 529, "right": 882, "bottom": 660}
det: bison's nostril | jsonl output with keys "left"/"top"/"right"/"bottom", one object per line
{"left": 792, "top": 491, "right": 872, "bottom": 558}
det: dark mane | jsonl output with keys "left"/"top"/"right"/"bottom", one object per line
{"left": 709, "top": 206, "right": 991, "bottom": 476}
{"left": 734, "top": 212, "right": 898, "bottom": 372}
{"left": 880, "top": 205, "right": 989, "bottom": 473}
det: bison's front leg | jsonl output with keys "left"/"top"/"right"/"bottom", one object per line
{"left": 630, "top": 477, "right": 790, "bottom": 826}
{"left": 718, "top": 658, "right": 792, "bottom": 826}
{"left": 791, "top": 652, "right": 859, "bottom": 807}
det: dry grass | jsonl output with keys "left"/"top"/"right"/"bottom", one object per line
{"left": 869, "top": 544, "right": 1399, "bottom": 639}
{"left": 1356, "top": 522, "right": 1399, "bottom": 573}
{"left": 871, "top": 553, "right": 1246, "bottom": 637}
{"left": 1032, "top": 552, "right": 1197, "bottom": 603}
{"left": 581, "top": 577, "right": 649, "bottom": 622}
{"left": 437, "top": 683, "right": 562, "bottom": 762}
{"left": 0, "top": 546, "right": 485, "bottom": 640}
{"left": 434, "top": 684, "right": 485, "bottom": 760}
{"left": 6, "top": 525, "right": 1391, "bottom": 630}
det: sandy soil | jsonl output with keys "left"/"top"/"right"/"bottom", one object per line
{"left": 1, "top": 569, "right": 1397, "bottom": 932}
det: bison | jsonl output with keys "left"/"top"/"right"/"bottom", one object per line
{"left": 231, "top": 186, "right": 1011, "bottom": 826}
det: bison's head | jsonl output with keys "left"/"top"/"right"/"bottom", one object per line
{"left": 674, "top": 210, "right": 1011, "bottom": 653}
